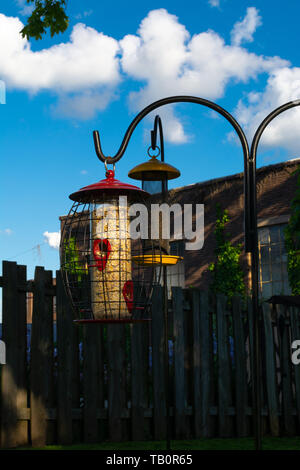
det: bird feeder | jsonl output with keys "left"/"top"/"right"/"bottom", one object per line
{"left": 60, "top": 167, "right": 159, "bottom": 323}
{"left": 128, "top": 150, "right": 183, "bottom": 267}
{"left": 128, "top": 153, "right": 180, "bottom": 182}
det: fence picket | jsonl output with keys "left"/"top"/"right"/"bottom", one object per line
{"left": 277, "top": 305, "right": 295, "bottom": 435}
{"left": 217, "top": 294, "right": 233, "bottom": 437}
{"left": 15, "top": 264, "right": 28, "bottom": 446}
{"left": 188, "top": 289, "right": 201, "bottom": 437}
{"left": 1, "top": 261, "right": 20, "bottom": 448}
{"left": 56, "top": 270, "right": 74, "bottom": 445}
{"left": 131, "top": 320, "right": 148, "bottom": 440}
{"left": 232, "top": 296, "right": 248, "bottom": 437}
{"left": 30, "top": 267, "right": 54, "bottom": 447}
{"left": 199, "top": 291, "right": 213, "bottom": 437}
{"left": 107, "top": 324, "right": 126, "bottom": 441}
{"left": 151, "top": 286, "right": 166, "bottom": 440}
{"left": 83, "top": 325, "right": 99, "bottom": 443}
{"left": 96, "top": 326, "right": 105, "bottom": 440}
{"left": 290, "top": 307, "right": 300, "bottom": 427}
{"left": 172, "top": 287, "right": 187, "bottom": 439}
{"left": 262, "top": 302, "right": 279, "bottom": 436}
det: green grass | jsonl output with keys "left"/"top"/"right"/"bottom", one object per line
{"left": 15, "top": 437, "right": 300, "bottom": 451}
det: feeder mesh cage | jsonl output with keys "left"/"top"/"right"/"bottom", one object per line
{"left": 60, "top": 195, "right": 163, "bottom": 322}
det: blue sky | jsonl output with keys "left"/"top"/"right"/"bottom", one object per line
{"left": 1, "top": 0, "right": 300, "bottom": 282}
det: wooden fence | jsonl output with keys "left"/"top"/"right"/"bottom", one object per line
{"left": 0, "top": 260, "right": 300, "bottom": 448}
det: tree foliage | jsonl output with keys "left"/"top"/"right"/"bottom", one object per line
{"left": 63, "top": 236, "right": 87, "bottom": 282}
{"left": 20, "top": 0, "right": 69, "bottom": 40}
{"left": 284, "top": 165, "right": 300, "bottom": 295}
{"left": 209, "top": 204, "right": 246, "bottom": 304}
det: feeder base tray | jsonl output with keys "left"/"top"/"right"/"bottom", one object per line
{"left": 132, "top": 254, "right": 183, "bottom": 266}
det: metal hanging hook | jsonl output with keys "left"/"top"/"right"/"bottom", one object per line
{"left": 92, "top": 95, "right": 249, "bottom": 165}
{"left": 147, "top": 145, "right": 160, "bottom": 158}
{"left": 104, "top": 160, "right": 115, "bottom": 173}
{"left": 150, "top": 115, "right": 165, "bottom": 162}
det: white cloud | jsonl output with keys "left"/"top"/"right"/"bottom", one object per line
{"left": 120, "top": 9, "right": 286, "bottom": 142}
{"left": 0, "top": 8, "right": 297, "bottom": 148}
{"left": 0, "top": 14, "right": 121, "bottom": 118}
{"left": 234, "top": 67, "right": 300, "bottom": 152}
{"left": 208, "top": 0, "right": 220, "bottom": 7}
{"left": 231, "top": 7, "right": 262, "bottom": 46}
{"left": 0, "top": 15, "right": 120, "bottom": 93}
{"left": 44, "top": 231, "right": 60, "bottom": 249}
{"left": 80, "top": 169, "right": 88, "bottom": 175}
{"left": 52, "top": 89, "right": 117, "bottom": 120}
{"left": 75, "top": 10, "right": 93, "bottom": 20}
{"left": 0, "top": 228, "right": 13, "bottom": 235}
{"left": 15, "top": 0, "right": 34, "bottom": 16}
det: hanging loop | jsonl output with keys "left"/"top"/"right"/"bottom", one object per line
{"left": 147, "top": 146, "right": 160, "bottom": 158}
{"left": 104, "top": 160, "right": 116, "bottom": 173}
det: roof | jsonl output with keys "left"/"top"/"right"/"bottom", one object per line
{"left": 170, "top": 157, "right": 300, "bottom": 195}
{"left": 59, "top": 157, "right": 300, "bottom": 219}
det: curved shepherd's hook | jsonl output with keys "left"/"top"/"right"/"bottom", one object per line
{"left": 92, "top": 95, "right": 300, "bottom": 451}
{"left": 248, "top": 99, "right": 300, "bottom": 248}
{"left": 92, "top": 95, "right": 259, "bottom": 444}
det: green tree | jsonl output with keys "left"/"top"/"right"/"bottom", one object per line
{"left": 20, "top": 0, "right": 68, "bottom": 40}
{"left": 284, "top": 165, "right": 300, "bottom": 295}
{"left": 63, "top": 236, "right": 87, "bottom": 282}
{"left": 209, "top": 204, "right": 246, "bottom": 304}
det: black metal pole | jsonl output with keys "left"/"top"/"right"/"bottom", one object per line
{"left": 151, "top": 115, "right": 171, "bottom": 450}
{"left": 163, "top": 264, "right": 171, "bottom": 450}
{"left": 249, "top": 98, "right": 300, "bottom": 450}
{"left": 247, "top": 157, "right": 262, "bottom": 450}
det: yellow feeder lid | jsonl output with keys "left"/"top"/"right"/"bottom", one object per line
{"left": 128, "top": 156, "right": 180, "bottom": 181}
{"left": 132, "top": 254, "right": 183, "bottom": 266}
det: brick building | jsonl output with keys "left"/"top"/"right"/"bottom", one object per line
{"left": 59, "top": 158, "right": 299, "bottom": 302}
{"left": 160, "top": 158, "right": 299, "bottom": 299}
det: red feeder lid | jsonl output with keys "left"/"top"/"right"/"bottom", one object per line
{"left": 69, "top": 170, "right": 150, "bottom": 202}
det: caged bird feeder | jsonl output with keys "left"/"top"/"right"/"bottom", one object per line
{"left": 60, "top": 163, "right": 163, "bottom": 323}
